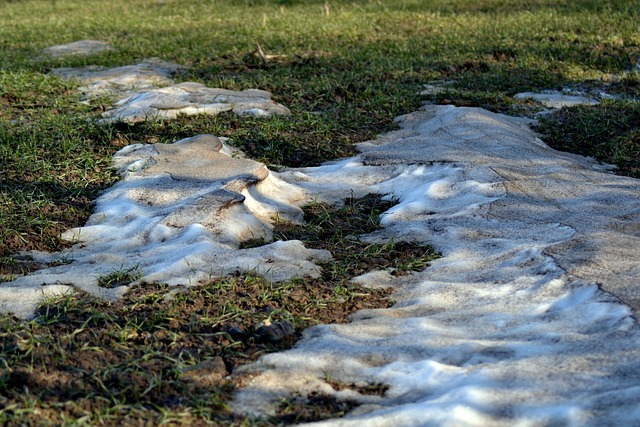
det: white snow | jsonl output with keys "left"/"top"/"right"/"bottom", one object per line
{"left": 49, "top": 60, "right": 290, "bottom": 122}
{"left": 514, "top": 90, "right": 600, "bottom": 108}
{"left": 50, "top": 59, "right": 185, "bottom": 100}
{"left": 98, "top": 82, "right": 291, "bottom": 124}
{"left": 0, "top": 134, "right": 330, "bottom": 317}
{"left": 2, "top": 105, "right": 640, "bottom": 425}
{"left": 42, "top": 40, "right": 112, "bottom": 58}
{"left": 232, "top": 105, "right": 640, "bottom": 426}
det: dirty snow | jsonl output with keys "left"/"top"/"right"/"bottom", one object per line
{"left": 50, "top": 59, "right": 185, "bottom": 100}
{"left": 0, "top": 134, "right": 329, "bottom": 318}
{"left": 2, "top": 104, "right": 640, "bottom": 425}
{"left": 43, "top": 40, "right": 112, "bottom": 58}
{"left": 513, "top": 90, "right": 600, "bottom": 108}
{"left": 98, "top": 82, "right": 291, "bottom": 124}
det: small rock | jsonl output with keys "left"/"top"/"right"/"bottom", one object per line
{"left": 222, "top": 324, "right": 246, "bottom": 340}
{"left": 262, "top": 304, "right": 277, "bottom": 313}
{"left": 255, "top": 320, "right": 296, "bottom": 342}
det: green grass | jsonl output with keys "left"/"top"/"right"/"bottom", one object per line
{"left": 1, "top": 0, "right": 640, "bottom": 424}
{"left": 0, "top": 70, "right": 119, "bottom": 260}
{"left": 272, "top": 194, "right": 440, "bottom": 280}
{"left": 97, "top": 265, "right": 143, "bottom": 289}
{"left": 0, "top": 277, "right": 392, "bottom": 426}
{"left": 536, "top": 99, "right": 640, "bottom": 177}
{"left": 1, "top": 0, "right": 640, "bottom": 257}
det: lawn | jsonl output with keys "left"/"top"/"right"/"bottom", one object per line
{"left": 1, "top": 0, "right": 639, "bottom": 425}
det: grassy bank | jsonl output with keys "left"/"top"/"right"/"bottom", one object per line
{"left": 1, "top": 0, "right": 639, "bottom": 424}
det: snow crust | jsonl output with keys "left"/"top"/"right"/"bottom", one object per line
{"left": 2, "top": 104, "right": 640, "bottom": 425}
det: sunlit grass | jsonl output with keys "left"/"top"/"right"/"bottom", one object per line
{"left": 2, "top": 1, "right": 637, "bottom": 259}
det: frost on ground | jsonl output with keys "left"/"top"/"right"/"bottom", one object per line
{"left": 2, "top": 104, "right": 640, "bottom": 425}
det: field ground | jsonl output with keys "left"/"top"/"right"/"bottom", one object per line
{"left": 1, "top": 0, "right": 639, "bottom": 425}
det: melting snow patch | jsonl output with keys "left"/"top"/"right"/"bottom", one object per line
{"left": 43, "top": 40, "right": 112, "bottom": 58}
{"left": 2, "top": 105, "right": 640, "bottom": 425}
{"left": 514, "top": 90, "right": 600, "bottom": 108}
{"left": 231, "top": 105, "right": 640, "bottom": 425}
{"left": 0, "top": 134, "right": 329, "bottom": 317}
{"left": 98, "top": 82, "right": 291, "bottom": 124}
{"left": 419, "top": 80, "right": 456, "bottom": 96}
{"left": 50, "top": 59, "right": 186, "bottom": 100}
{"left": 49, "top": 60, "right": 289, "bottom": 122}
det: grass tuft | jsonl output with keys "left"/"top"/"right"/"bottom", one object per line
{"left": 97, "top": 265, "right": 143, "bottom": 289}
{"left": 536, "top": 99, "right": 640, "bottom": 178}
{"left": 275, "top": 194, "right": 441, "bottom": 280}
